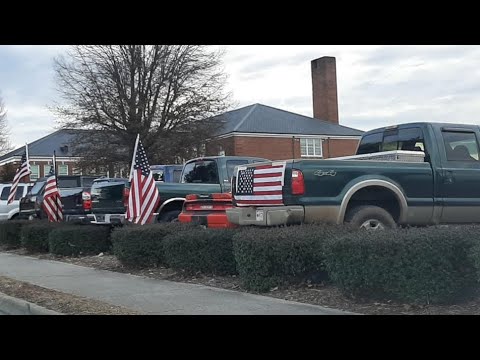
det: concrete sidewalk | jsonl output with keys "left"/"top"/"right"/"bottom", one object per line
{"left": 0, "top": 253, "right": 355, "bottom": 315}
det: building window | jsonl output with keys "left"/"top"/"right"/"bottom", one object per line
{"left": 72, "top": 166, "right": 83, "bottom": 175}
{"left": 44, "top": 164, "right": 52, "bottom": 177}
{"left": 30, "top": 165, "right": 40, "bottom": 180}
{"left": 300, "top": 138, "right": 323, "bottom": 157}
{"left": 58, "top": 165, "right": 69, "bottom": 176}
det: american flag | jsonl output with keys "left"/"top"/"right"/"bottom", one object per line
{"left": 42, "top": 154, "right": 63, "bottom": 222}
{"left": 234, "top": 162, "right": 286, "bottom": 206}
{"left": 7, "top": 146, "right": 31, "bottom": 204}
{"left": 127, "top": 135, "right": 160, "bottom": 225}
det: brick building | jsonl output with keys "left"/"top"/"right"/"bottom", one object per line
{"left": 206, "top": 56, "right": 363, "bottom": 160}
{"left": 0, "top": 129, "right": 87, "bottom": 181}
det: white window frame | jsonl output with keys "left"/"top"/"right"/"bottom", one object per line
{"left": 300, "top": 138, "right": 323, "bottom": 158}
{"left": 30, "top": 165, "right": 40, "bottom": 180}
{"left": 58, "top": 164, "right": 69, "bottom": 176}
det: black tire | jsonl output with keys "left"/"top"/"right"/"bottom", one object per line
{"left": 158, "top": 210, "right": 181, "bottom": 223}
{"left": 345, "top": 205, "right": 396, "bottom": 230}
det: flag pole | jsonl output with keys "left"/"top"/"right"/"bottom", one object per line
{"left": 53, "top": 150, "right": 57, "bottom": 177}
{"left": 129, "top": 134, "right": 140, "bottom": 181}
{"left": 25, "top": 142, "right": 30, "bottom": 182}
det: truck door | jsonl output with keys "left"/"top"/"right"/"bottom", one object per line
{"left": 438, "top": 127, "right": 480, "bottom": 223}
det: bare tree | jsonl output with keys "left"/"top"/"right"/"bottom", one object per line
{"left": 0, "top": 95, "right": 12, "bottom": 156}
{"left": 52, "top": 45, "right": 231, "bottom": 171}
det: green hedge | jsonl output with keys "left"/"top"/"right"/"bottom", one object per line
{"left": 324, "top": 226, "right": 479, "bottom": 304}
{"left": 232, "top": 224, "right": 354, "bottom": 292}
{"left": 111, "top": 223, "right": 196, "bottom": 268}
{"left": 468, "top": 236, "right": 480, "bottom": 284}
{"left": 0, "top": 220, "right": 31, "bottom": 249}
{"left": 48, "top": 225, "right": 112, "bottom": 256}
{"left": 163, "top": 228, "right": 237, "bottom": 275}
{"left": 20, "top": 222, "right": 62, "bottom": 253}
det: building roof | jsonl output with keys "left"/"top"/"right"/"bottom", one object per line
{"left": 0, "top": 129, "right": 85, "bottom": 162}
{"left": 212, "top": 103, "right": 364, "bottom": 137}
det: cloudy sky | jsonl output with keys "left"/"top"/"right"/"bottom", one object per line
{"left": 1, "top": 45, "right": 480, "bottom": 149}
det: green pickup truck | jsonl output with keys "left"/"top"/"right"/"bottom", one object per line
{"left": 89, "top": 155, "right": 267, "bottom": 224}
{"left": 226, "top": 122, "right": 480, "bottom": 229}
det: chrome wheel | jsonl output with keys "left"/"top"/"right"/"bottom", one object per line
{"left": 360, "top": 219, "right": 385, "bottom": 230}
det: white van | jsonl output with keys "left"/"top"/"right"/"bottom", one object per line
{"left": 0, "top": 183, "right": 33, "bottom": 221}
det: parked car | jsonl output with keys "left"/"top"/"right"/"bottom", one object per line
{"left": 19, "top": 175, "right": 98, "bottom": 221}
{"left": 89, "top": 156, "right": 269, "bottom": 224}
{"left": 226, "top": 122, "right": 480, "bottom": 229}
{"left": 0, "top": 182, "right": 33, "bottom": 221}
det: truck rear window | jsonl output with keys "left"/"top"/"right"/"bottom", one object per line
{"left": 357, "top": 128, "right": 425, "bottom": 155}
{"left": 182, "top": 160, "right": 219, "bottom": 184}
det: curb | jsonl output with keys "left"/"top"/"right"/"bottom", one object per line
{"left": 0, "top": 292, "right": 63, "bottom": 315}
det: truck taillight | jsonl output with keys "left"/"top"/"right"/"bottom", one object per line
{"left": 123, "top": 187, "right": 130, "bottom": 207}
{"left": 291, "top": 169, "right": 305, "bottom": 195}
{"left": 186, "top": 194, "right": 198, "bottom": 201}
{"left": 82, "top": 191, "right": 92, "bottom": 211}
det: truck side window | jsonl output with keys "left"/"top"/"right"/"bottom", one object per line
{"left": 0, "top": 187, "right": 11, "bottom": 201}
{"left": 442, "top": 131, "right": 479, "bottom": 161}
{"left": 357, "top": 132, "right": 383, "bottom": 154}
{"left": 398, "top": 128, "right": 425, "bottom": 152}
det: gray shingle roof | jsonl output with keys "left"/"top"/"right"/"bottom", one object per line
{"left": 212, "top": 103, "right": 364, "bottom": 137}
{"left": 0, "top": 129, "right": 86, "bottom": 161}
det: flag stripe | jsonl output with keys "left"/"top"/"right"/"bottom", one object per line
{"left": 251, "top": 181, "right": 282, "bottom": 187}
{"left": 251, "top": 165, "right": 285, "bottom": 171}
{"left": 252, "top": 172, "right": 283, "bottom": 179}
{"left": 235, "top": 200, "right": 284, "bottom": 205}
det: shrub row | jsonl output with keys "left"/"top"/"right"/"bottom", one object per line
{"left": 0, "top": 220, "right": 31, "bottom": 249}
{"left": 163, "top": 228, "right": 237, "bottom": 275}
{"left": 111, "top": 223, "right": 196, "bottom": 268}
{"left": 5, "top": 218, "right": 480, "bottom": 306}
{"left": 1, "top": 220, "right": 112, "bottom": 256}
{"left": 232, "top": 224, "right": 354, "bottom": 292}
{"left": 324, "top": 226, "right": 480, "bottom": 304}
{"left": 20, "top": 222, "right": 63, "bottom": 253}
{"left": 48, "top": 225, "right": 112, "bottom": 256}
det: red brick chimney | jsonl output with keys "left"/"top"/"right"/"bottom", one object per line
{"left": 311, "top": 56, "right": 339, "bottom": 124}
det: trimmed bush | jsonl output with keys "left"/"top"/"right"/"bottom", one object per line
{"left": 20, "top": 221, "right": 63, "bottom": 253}
{"left": 324, "top": 226, "right": 479, "bottom": 304}
{"left": 48, "top": 225, "right": 111, "bottom": 256}
{"left": 0, "top": 220, "right": 31, "bottom": 249}
{"left": 163, "top": 228, "right": 237, "bottom": 275}
{"left": 111, "top": 223, "right": 196, "bottom": 268}
{"left": 468, "top": 238, "right": 480, "bottom": 283}
{"left": 232, "top": 224, "right": 354, "bottom": 292}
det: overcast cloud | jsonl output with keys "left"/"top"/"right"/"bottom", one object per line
{"left": 1, "top": 45, "right": 480, "bottom": 148}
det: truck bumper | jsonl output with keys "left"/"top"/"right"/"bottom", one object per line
{"left": 65, "top": 214, "right": 94, "bottom": 224}
{"left": 179, "top": 212, "right": 238, "bottom": 228}
{"left": 90, "top": 213, "right": 126, "bottom": 226}
{"left": 226, "top": 206, "right": 304, "bottom": 226}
